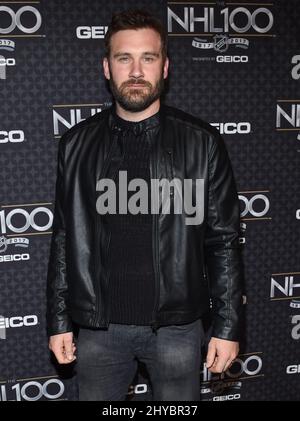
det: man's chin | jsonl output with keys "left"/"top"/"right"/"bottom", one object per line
{"left": 119, "top": 101, "right": 150, "bottom": 113}
{"left": 118, "top": 94, "right": 151, "bottom": 112}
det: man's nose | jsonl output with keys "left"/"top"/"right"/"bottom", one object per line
{"left": 129, "top": 59, "right": 144, "bottom": 78}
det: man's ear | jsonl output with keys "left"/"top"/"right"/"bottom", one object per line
{"left": 103, "top": 57, "right": 110, "bottom": 80}
{"left": 163, "top": 56, "right": 169, "bottom": 79}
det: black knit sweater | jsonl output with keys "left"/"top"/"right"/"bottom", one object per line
{"left": 104, "top": 110, "right": 160, "bottom": 325}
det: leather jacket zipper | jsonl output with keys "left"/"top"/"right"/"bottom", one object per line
{"left": 150, "top": 140, "right": 160, "bottom": 334}
{"left": 166, "top": 148, "right": 174, "bottom": 197}
{"left": 151, "top": 211, "right": 159, "bottom": 334}
{"left": 150, "top": 146, "right": 174, "bottom": 333}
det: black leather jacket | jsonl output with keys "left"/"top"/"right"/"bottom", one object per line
{"left": 46, "top": 104, "right": 244, "bottom": 340}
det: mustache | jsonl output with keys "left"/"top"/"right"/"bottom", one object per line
{"left": 121, "top": 79, "right": 152, "bottom": 88}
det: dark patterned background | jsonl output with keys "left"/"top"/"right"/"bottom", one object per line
{"left": 0, "top": 0, "right": 299, "bottom": 401}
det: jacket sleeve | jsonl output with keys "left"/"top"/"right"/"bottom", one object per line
{"left": 46, "top": 134, "right": 73, "bottom": 337}
{"left": 204, "top": 132, "right": 244, "bottom": 341}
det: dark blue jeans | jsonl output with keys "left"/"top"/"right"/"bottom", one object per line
{"left": 76, "top": 318, "right": 204, "bottom": 401}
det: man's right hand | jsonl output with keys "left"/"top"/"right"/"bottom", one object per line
{"left": 49, "top": 332, "right": 76, "bottom": 364}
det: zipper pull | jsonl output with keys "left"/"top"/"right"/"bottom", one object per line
{"left": 151, "top": 322, "right": 158, "bottom": 335}
{"left": 166, "top": 149, "right": 174, "bottom": 197}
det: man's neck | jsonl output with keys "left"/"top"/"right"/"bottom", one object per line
{"left": 115, "top": 99, "right": 160, "bottom": 122}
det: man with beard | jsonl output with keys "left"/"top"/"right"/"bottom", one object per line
{"left": 47, "top": 9, "right": 244, "bottom": 401}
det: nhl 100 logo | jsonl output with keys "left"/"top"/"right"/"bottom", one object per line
{"left": 0, "top": 379, "right": 64, "bottom": 401}
{"left": 0, "top": 5, "right": 42, "bottom": 79}
{"left": 0, "top": 6, "right": 42, "bottom": 34}
{"left": 202, "top": 354, "right": 263, "bottom": 381}
{"left": 0, "top": 207, "right": 53, "bottom": 234}
{"left": 167, "top": 6, "right": 274, "bottom": 34}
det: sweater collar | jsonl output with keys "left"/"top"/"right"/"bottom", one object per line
{"left": 109, "top": 104, "right": 161, "bottom": 135}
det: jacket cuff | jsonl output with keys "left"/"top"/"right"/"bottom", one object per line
{"left": 47, "top": 317, "right": 73, "bottom": 337}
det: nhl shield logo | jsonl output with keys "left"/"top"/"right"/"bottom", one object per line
{"left": 213, "top": 34, "right": 229, "bottom": 52}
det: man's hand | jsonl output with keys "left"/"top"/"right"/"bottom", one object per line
{"left": 49, "top": 332, "right": 76, "bottom": 364}
{"left": 206, "top": 337, "right": 239, "bottom": 373}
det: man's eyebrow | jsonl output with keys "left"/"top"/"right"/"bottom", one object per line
{"left": 143, "top": 52, "right": 160, "bottom": 57}
{"left": 113, "top": 52, "right": 160, "bottom": 58}
{"left": 113, "top": 52, "right": 131, "bottom": 58}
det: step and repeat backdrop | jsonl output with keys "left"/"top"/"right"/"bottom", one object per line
{"left": 0, "top": 0, "right": 299, "bottom": 401}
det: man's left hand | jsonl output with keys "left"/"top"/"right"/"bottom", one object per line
{"left": 206, "top": 337, "right": 239, "bottom": 373}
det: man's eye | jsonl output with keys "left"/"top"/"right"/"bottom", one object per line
{"left": 119, "top": 57, "right": 129, "bottom": 62}
{"left": 144, "top": 57, "right": 154, "bottom": 62}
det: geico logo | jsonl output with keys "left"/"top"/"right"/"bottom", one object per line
{"left": 168, "top": 7, "right": 274, "bottom": 33}
{"left": 0, "top": 6, "right": 42, "bottom": 34}
{"left": 239, "top": 194, "right": 269, "bottom": 218}
{"left": 213, "top": 394, "right": 241, "bottom": 401}
{"left": 0, "top": 379, "right": 64, "bottom": 401}
{"left": 0, "top": 207, "right": 53, "bottom": 234}
{"left": 133, "top": 384, "right": 147, "bottom": 394}
{"left": 216, "top": 55, "right": 248, "bottom": 63}
{"left": 286, "top": 365, "right": 300, "bottom": 374}
{"left": 291, "top": 55, "right": 300, "bottom": 80}
{"left": 226, "top": 356, "right": 262, "bottom": 378}
{"left": 0, "top": 58, "right": 15, "bottom": 66}
{"left": 76, "top": 26, "right": 107, "bottom": 39}
{"left": 0, "top": 315, "right": 38, "bottom": 328}
{"left": 296, "top": 209, "right": 300, "bottom": 220}
{"left": 0, "top": 253, "right": 30, "bottom": 262}
{"left": 0, "top": 130, "right": 24, "bottom": 143}
{"left": 211, "top": 122, "right": 251, "bottom": 134}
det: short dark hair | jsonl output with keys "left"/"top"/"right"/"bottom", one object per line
{"left": 104, "top": 9, "right": 168, "bottom": 60}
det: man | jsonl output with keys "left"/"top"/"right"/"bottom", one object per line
{"left": 47, "top": 9, "right": 244, "bottom": 401}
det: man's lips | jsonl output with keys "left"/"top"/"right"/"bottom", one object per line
{"left": 126, "top": 84, "right": 147, "bottom": 87}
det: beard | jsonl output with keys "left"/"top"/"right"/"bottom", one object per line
{"left": 108, "top": 68, "right": 165, "bottom": 113}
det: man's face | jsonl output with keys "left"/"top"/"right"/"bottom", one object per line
{"left": 103, "top": 28, "right": 169, "bottom": 112}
